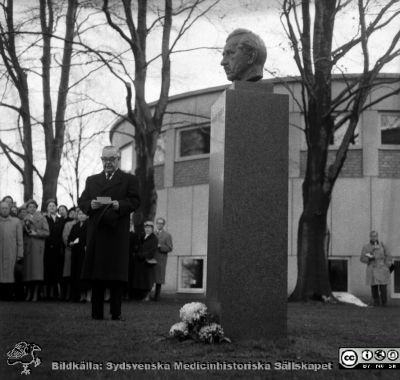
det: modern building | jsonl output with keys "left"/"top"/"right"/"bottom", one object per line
{"left": 110, "top": 74, "right": 400, "bottom": 301}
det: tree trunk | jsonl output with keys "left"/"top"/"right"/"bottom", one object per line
{"left": 289, "top": 180, "right": 332, "bottom": 301}
{"left": 134, "top": 147, "right": 158, "bottom": 231}
{"left": 22, "top": 155, "right": 34, "bottom": 201}
{"left": 20, "top": 98, "right": 34, "bottom": 201}
{"left": 41, "top": 157, "right": 61, "bottom": 208}
{"left": 39, "top": 0, "right": 77, "bottom": 209}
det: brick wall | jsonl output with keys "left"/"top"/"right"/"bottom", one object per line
{"left": 379, "top": 150, "right": 400, "bottom": 178}
{"left": 300, "top": 149, "right": 363, "bottom": 177}
{"left": 174, "top": 158, "right": 209, "bottom": 187}
{"left": 154, "top": 165, "right": 164, "bottom": 189}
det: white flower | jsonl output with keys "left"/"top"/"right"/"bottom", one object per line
{"left": 179, "top": 302, "right": 207, "bottom": 325}
{"left": 169, "top": 322, "right": 189, "bottom": 339}
{"left": 198, "top": 323, "right": 225, "bottom": 343}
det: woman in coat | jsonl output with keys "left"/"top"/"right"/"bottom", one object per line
{"left": 132, "top": 221, "right": 158, "bottom": 301}
{"left": 61, "top": 207, "right": 78, "bottom": 301}
{"left": 44, "top": 199, "right": 65, "bottom": 300}
{"left": 68, "top": 209, "right": 89, "bottom": 302}
{"left": 23, "top": 200, "right": 50, "bottom": 301}
{"left": 0, "top": 201, "right": 23, "bottom": 300}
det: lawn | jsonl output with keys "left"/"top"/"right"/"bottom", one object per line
{"left": 0, "top": 297, "right": 399, "bottom": 380}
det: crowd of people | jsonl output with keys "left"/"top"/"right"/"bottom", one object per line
{"left": 0, "top": 194, "right": 173, "bottom": 306}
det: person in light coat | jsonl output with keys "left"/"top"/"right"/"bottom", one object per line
{"left": 0, "top": 201, "right": 23, "bottom": 300}
{"left": 360, "top": 230, "right": 392, "bottom": 306}
{"left": 151, "top": 217, "right": 173, "bottom": 301}
{"left": 23, "top": 200, "right": 50, "bottom": 301}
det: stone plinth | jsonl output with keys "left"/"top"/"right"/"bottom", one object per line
{"left": 206, "top": 82, "right": 288, "bottom": 341}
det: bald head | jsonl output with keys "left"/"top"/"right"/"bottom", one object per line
{"left": 102, "top": 146, "right": 120, "bottom": 158}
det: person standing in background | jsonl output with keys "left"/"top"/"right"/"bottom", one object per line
{"left": 133, "top": 221, "right": 158, "bottom": 302}
{"left": 61, "top": 207, "right": 79, "bottom": 301}
{"left": 360, "top": 230, "right": 392, "bottom": 306}
{"left": 68, "top": 209, "right": 90, "bottom": 302}
{"left": 23, "top": 200, "right": 50, "bottom": 302}
{"left": 0, "top": 201, "right": 23, "bottom": 300}
{"left": 44, "top": 199, "right": 65, "bottom": 300}
{"left": 152, "top": 217, "right": 173, "bottom": 301}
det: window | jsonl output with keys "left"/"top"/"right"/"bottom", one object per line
{"left": 391, "top": 259, "right": 400, "bottom": 299}
{"left": 177, "top": 256, "right": 206, "bottom": 293}
{"left": 330, "top": 114, "right": 360, "bottom": 146}
{"left": 154, "top": 133, "right": 165, "bottom": 165}
{"left": 328, "top": 259, "right": 348, "bottom": 292}
{"left": 380, "top": 112, "right": 400, "bottom": 145}
{"left": 120, "top": 144, "right": 133, "bottom": 172}
{"left": 177, "top": 125, "right": 210, "bottom": 159}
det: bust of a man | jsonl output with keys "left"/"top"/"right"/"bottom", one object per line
{"left": 220, "top": 28, "right": 267, "bottom": 82}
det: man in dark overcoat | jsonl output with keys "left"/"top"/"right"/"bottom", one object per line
{"left": 78, "top": 146, "right": 140, "bottom": 320}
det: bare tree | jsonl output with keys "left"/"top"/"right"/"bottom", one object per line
{"left": 59, "top": 106, "right": 110, "bottom": 205}
{"left": 40, "top": 0, "right": 78, "bottom": 207}
{"left": 101, "top": 0, "right": 220, "bottom": 227}
{"left": 0, "top": 0, "right": 35, "bottom": 201}
{"left": 0, "top": 0, "right": 79, "bottom": 206}
{"left": 281, "top": 0, "right": 400, "bottom": 301}
{"left": 0, "top": 0, "right": 116, "bottom": 207}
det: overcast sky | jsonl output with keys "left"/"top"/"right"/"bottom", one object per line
{"left": 1, "top": 0, "right": 399, "bottom": 206}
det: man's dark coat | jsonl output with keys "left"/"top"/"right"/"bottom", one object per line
{"left": 78, "top": 169, "right": 140, "bottom": 282}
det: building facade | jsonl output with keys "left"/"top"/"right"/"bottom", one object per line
{"left": 110, "top": 75, "right": 400, "bottom": 301}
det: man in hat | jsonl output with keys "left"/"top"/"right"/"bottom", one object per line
{"left": 79, "top": 146, "right": 140, "bottom": 320}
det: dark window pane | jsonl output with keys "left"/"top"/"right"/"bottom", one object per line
{"left": 394, "top": 260, "right": 400, "bottom": 293}
{"left": 180, "top": 258, "right": 204, "bottom": 289}
{"left": 179, "top": 127, "right": 210, "bottom": 157}
{"left": 328, "top": 259, "right": 348, "bottom": 292}
{"left": 381, "top": 128, "right": 400, "bottom": 145}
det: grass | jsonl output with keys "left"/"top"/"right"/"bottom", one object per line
{"left": 0, "top": 297, "right": 399, "bottom": 380}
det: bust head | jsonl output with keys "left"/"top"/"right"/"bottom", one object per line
{"left": 220, "top": 29, "right": 267, "bottom": 82}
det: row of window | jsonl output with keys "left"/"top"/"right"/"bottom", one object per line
{"left": 119, "top": 125, "right": 211, "bottom": 172}
{"left": 308, "top": 112, "right": 400, "bottom": 146}
{"left": 119, "top": 112, "right": 400, "bottom": 172}
{"left": 329, "top": 259, "right": 400, "bottom": 296}
{"left": 186, "top": 257, "right": 400, "bottom": 295}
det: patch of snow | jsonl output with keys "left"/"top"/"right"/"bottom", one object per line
{"left": 332, "top": 292, "right": 368, "bottom": 307}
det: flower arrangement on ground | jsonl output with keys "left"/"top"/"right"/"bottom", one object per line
{"left": 169, "top": 302, "right": 230, "bottom": 344}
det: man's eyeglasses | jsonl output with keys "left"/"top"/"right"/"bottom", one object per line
{"left": 101, "top": 157, "right": 119, "bottom": 163}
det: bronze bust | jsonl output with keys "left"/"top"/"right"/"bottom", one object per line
{"left": 220, "top": 29, "right": 267, "bottom": 82}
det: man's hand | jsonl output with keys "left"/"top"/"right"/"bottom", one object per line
{"left": 112, "top": 200, "right": 119, "bottom": 210}
{"left": 91, "top": 199, "right": 101, "bottom": 210}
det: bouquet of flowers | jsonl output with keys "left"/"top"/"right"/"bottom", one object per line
{"left": 169, "top": 322, "right": 189, "bottom": 340}
{"left": 198, "top": 323, "right": 226, "bottom": 344}
{"left": 179, "top": 302, "right": 207, "bottom": 325}
{"left": 169, "top": 302, "right": 230, "bottom": 344}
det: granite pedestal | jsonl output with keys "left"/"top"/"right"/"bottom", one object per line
{"left": 206, "top": 82, "right": 288, "bottom": 340}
